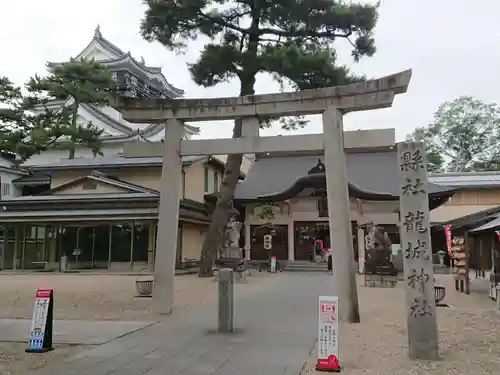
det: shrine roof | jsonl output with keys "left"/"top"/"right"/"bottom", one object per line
{"left": 469, "top": 214, "right": 500, "bottom": 233}
{"left": 233, "top": 150, "right": 455, "bottom": 205}
{"left": 429, "top": 171, "right": 500, "bottom": 188}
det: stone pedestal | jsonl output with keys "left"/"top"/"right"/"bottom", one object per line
{"left": 221, "top": 246, "right": 242, "bottom": 259}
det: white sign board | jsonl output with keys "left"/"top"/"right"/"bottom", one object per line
{"left": 316, "top": 296, "right": 340, "bottom": 371}
{"left": 270, "top": 256, "right": 277, "bottom": 273}
{"left": 27, "top": 289, "right": 54, "bottom": 352}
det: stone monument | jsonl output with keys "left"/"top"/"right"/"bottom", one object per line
{"left": 115, "top": 69, "right": 412, "bottom": 321}
{"left": 397, "top": 141, "right": 439, "bottom": 360}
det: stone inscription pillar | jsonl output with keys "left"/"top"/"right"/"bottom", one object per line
{"left": 397, "top": 141, "right": 439, "bottom": 360}
{"left": 153, "top": 118, "right": 184, "bottom": 315}
{"left": 218, "top": 268, "right": 234, "bottom": 332}
{"left": 322, "top": 106, "right": 360, "bottom": 323}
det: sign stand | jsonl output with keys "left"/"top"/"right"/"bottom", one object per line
{"left": 316, "top": 296, "right": 341, "bottom": 372}
{"left": 26, "top": 289, "right": 54, "bottom": 353}
{"left": 270, "top": 256, "right": 277, "bottom": 273}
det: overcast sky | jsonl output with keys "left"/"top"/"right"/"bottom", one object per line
{"left": 1, "top": 0, "right": 499, "bottom": 140}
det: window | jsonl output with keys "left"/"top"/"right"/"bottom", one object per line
{"left": 203, "top": 166, "right": 209, "bottom": 193}
{"left": 214, "top": 171, "right": 219, "bottom": 193}
{"left": 1, "top": 183, "right": 10, "bottom": 197}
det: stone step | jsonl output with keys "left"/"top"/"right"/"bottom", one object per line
{"left": 284, "top": 262, "right": 329, "bottom": 273}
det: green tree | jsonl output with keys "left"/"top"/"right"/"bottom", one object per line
{"left": 141, "top": 0, "right": 379, "bottom": 282}
{"left": 27, "top": 58, "right": 114, "bottom": 159}
{"left": 0, "top": 77, "right": 25, "bottom": 155}
{"left": 0, "top": 77, "right": 59, "bottom": 160}
{"left": 405, "top": 127, "right": 445, "bottom": 173}
{"left": 407, "top": 96, "right": 500, "bottom": 172}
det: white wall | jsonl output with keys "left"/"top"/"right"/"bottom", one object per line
{"left": 0, "top": 171, "right": 22, "bottom": 198}
{"left": 0, "top": 157, "right": 23, "bottom": 198}
{"left": 22, "top": 144, "right": 124, "bottom": 167}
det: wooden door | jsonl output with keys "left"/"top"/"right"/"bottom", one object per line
{"left": 294, "top": 221, "right": 358, "bottom": 261}
{"left": 294, "top": 222, "right": 320, "bottom": 261}
{"left": 250, "top": 225, "right": 288, "bottom": 260}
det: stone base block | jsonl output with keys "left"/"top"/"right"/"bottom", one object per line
{"left": 364, "top": 274, "right": 398, "bottom": 288}
{"left": 213, "top": 269, "right": 251, "bottom": 282}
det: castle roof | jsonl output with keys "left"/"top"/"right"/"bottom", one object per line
{"left": 47, "top": 25, "right": 183, "bottom": 98}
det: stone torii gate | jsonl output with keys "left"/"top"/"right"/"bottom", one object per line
{"left": 115, "top": 69, "right": 412, "bottom": 320}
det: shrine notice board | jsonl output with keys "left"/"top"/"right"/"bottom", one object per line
{"left": 26, "top": 288, "right": 54, "bottom": 353}
{"left": 316, "top": 296, "right": 340, "bottom": 372}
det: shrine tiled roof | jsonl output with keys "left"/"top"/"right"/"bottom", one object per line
{"left": 233, "top": 150, "right": 455, "bottom": 206}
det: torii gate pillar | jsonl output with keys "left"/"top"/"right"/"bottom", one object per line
{"left": 153, "top": 118, "right": 184, "bottom": 315}
{"left": 323, "top": 107, "right": 360, "bottom": 321}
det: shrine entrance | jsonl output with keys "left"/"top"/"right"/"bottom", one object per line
{"left": 294, "top": 221, "right": 358, "bottom": 261}
{"left": 116, "top": 69, "right": 412, "bottom": 320}
{"left": 250, "top": 225, "right": 288, "bottom": 261}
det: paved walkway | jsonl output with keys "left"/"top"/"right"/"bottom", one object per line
{"left": 0, "top": 319, "right": 155, "bottom": 344}
{"left": 25, "top": 273, "right": 332, "bottom": 375}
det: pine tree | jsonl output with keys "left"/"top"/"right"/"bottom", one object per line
{"left": 141, "top": 1, "right": 379, "bottom": 295}
{"left": 0, "top": 77, "right": 24, "bottom": 156}
{"left": 0, "top": 77, "right": 54, "bottom": 160}
{"left": 26, "top": 59, "right": 114, "bottom": 159}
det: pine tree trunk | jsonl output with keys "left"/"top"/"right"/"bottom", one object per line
{"left": 199, "top": 150, "right": 243, "bottom": 277}
{"left": 68, "top": 102, "right": 78, "bottom": 160}
{"left": 198, "top": 77, "right": 255, "bottom": 277}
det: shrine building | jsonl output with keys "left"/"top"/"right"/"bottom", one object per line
{"left": 228, "top": 128, "right": 455, "bottom": 263}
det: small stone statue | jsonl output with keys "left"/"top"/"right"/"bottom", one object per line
{"left": 222, "top": 216, "right": 243, "bottom": 259}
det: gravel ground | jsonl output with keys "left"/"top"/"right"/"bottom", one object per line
{"left": 0, "top": 343, "right": 90, "bottom": 375}
{"left": 302, "top": 274, "right": 500, "bottom": 375}
{"left": 0, "top": 272, "right": 273, "bottom": 375}
{"left": 0, "top": 272, "right": 272, "bottom": 320}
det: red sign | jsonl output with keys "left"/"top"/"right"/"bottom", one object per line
{"left": 496, "top": 231, "right": 500, "bottom": 242}
{"left": 35, "top": 289, "right": 52, "bottom": 298}
{"left": 444, "top": 225, "right": 452, "bottom": 255}
{"left": 321, "top": 303, "right": 336, "bottom": 321}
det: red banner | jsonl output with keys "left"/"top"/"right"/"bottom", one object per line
{"left": 444, "top": 225, "right": 452, "bottom": 255}
{"left": 496, "top": 231, "right": 500, "bottom": 242}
